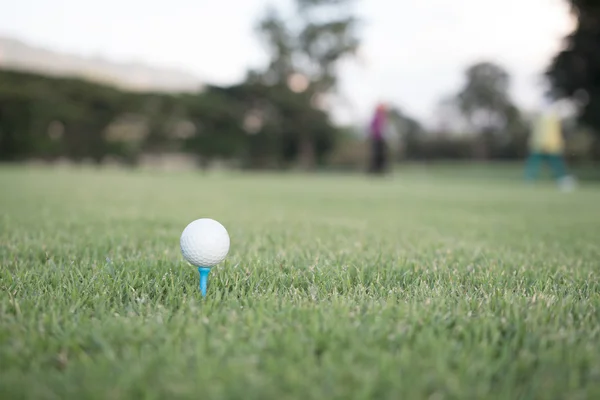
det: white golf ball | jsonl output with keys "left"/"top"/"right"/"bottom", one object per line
{"left": 180, "top": 218, "right": 230, "bottom": 267}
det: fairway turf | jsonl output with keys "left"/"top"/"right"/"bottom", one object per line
{"left": 1, "top": 165, "right": 600, "bottom": 399}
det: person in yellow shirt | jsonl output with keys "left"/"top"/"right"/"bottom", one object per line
{"left": 524, "top": 100, "right": 574, "bottom": 189}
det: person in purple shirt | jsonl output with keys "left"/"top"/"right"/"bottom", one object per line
{"left": 368, "top": 102, "right": 388, "bottom": 174}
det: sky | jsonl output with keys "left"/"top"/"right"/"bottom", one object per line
{"left": 1, "top": 0, "right": 575, "bottom": 126}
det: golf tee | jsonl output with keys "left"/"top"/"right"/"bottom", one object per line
{"left": 198, "top": 267, "right": 211, "bottom": 297}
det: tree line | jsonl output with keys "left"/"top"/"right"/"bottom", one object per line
{"left": 0, "top": 68, "right": 342, "bottom": 169}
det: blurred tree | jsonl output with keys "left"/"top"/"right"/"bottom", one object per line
{"left": 256, "top": 0, "right": 360, "bottom": 169}
{"left": 210, "top": 79, "right": 284, "bottom": 168}
{"left": 58, "top": 80, "right": 127, "bottom": 163}
{"left": 0, "top": 92, "right": 34, "bottom": 160}
{"left": 137, "top": 93, "right": 180, "bottom": 153}
{"left": 387, "top": 107, "right": 424, "bottom": 161}
{"left": 455, "top": 61, "right": 523, "bottom": 159}
{"left": 546, "top": 0, "right": 600, "bottom": 134}
{"left": 0, "top": 69, "right": 128, "bottom": 162}
{"left": 220, "top": 77, "right": 337, "bottom": 169}
{"left": 182, "top": 87, "right": 247, "bottom": 169}
{"left": 433, "top": 95, "right": 470, "bottom": 134}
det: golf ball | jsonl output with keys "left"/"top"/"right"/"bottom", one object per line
{"left": 180, "top": 218, "right": 230, "bottom": 267}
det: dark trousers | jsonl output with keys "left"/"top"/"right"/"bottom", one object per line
{"left": 369, "top": 138, "right": 387, "bottom": 173}
{"left": 524, "top": 152, "right": 567, "bottom": 180}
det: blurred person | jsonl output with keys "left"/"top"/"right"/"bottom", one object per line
{"left": 368, "top": 102, "right": 389, "bottom": 174}
{"left": 524, "top": 99, "right": 575, "bottom": 190}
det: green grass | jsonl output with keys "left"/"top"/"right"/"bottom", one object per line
{"left": 1, "top": 164, "right": 600, "bottom": 400}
